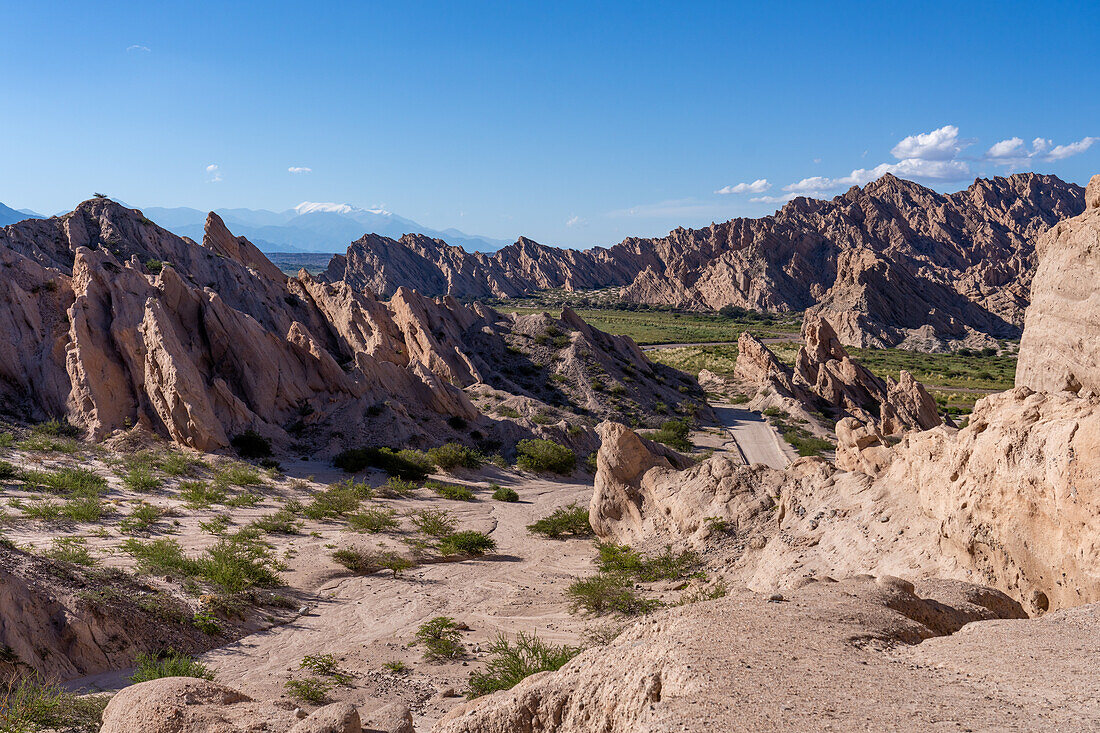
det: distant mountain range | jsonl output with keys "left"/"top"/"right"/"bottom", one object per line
{"left": 0, "top": 201, "right": 509, "bottom": 254}
{"left": 139, "top": 203, "right": 510, "bottom": 253}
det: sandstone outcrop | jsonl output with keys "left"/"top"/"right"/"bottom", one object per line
{"left": 0, "top": 200, "right": 700, "bottom": 455}
{"left": 434, "top": 577, "right": 1085, "bottom": 733}
{"left": 736, "top": 314, "right": 945, "bottom": 437}
{"left": 326, "top": 173, "right": 1085, "bottom": 350}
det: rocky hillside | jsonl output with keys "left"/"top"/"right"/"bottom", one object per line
{"left": 0, "top": 199, "right": 703, "bottom": 457}
{"left": 323, "top": 173, "right": 1085, "bottom": 350}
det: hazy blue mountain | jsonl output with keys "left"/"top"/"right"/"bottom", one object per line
{"left": 0, "top": 202, "right": 41, "bottom": 227}
{"left": 140, "top": 202, "right": 510, "bottom": 253}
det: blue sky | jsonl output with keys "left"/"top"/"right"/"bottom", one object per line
{"left": 2, "top": 0, "right": 1098, "bottom": 248}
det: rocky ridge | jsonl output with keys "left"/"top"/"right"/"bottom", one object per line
{"left": 324, "top": 173, "right": 1085, "bottom": 350}
{"left": 0, "top": 200, "right": 701, "bottom": 456}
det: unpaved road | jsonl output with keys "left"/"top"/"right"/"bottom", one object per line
{"left": 711, "top": 404, "right": 792, "bottom": 469}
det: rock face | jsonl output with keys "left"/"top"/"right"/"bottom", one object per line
{"left": 325, "top": 174, "right": 1085, "bottom": 350}
{"left": 736, "top": 314, "right": 945, "bottom": 437}
{"left": 434, "top": 577, "right": 1087, "bottom": 733}
{"left": 0, "top": 200, "right": 700, "bottom": 454}
{"left": 1016, "top": 174, "right": 1100, "bottom": 394}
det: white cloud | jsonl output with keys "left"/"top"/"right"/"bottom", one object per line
{"left": 715, "top": 179, "right": 771, "bottom": 195}
{"left": 565, "top": 215, "right": 585, "bottom": 228}
{"left": 983, "top": 135, "right": 1097, "bottom": 166}
{"left": 127, "top": 44, "right": 151, "bottom": 53}
{"left": 288, "top": 166, "right": 312, "bottom": 174}
{"left": 205, "top": 164, "right": 222, "bottom": 183}
{"left": 890, "top": 124, "right": 971, "bottom": 161}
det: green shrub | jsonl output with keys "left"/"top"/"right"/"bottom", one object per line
{"left": 515, "top": 439, "right": 575, "bottom": 474}
{"left": 427, "top": 442, "right": 483, "bottom": 471}
{"left": 196, "top": 533, "right": 283, "bottom": 593}
{"left": 43, "top": 537, "right": 97, "bottom": 566}
{"left": 347, "top": 507, "right": 399, "bottom": 533}
{"left": 250, "top": 507, "right": 302, "bottom": 534}
{"left": 0, "top": 460, "right": 20, "bottom": 480}
{"left": 411, "top": 509, "right": 456, "bottom": 538}
{"left": 595, "top": 543, "right": 699, "bottom": 581}
{"left": 437, "top": 530, "right": 496, "bottom": 557}
{"left": 428, "top": 481, "right": 475, "bottom": 501}
{"left": 213, "top": 463, "right": 263, "bottom": 487}
{"left": 467, "top": 632, "right": 581, "bottom": 698}
{"left": 284, "top": 677, "right": 331, "bottom": 705}
{"left": 144, "top": 259, "right": 164, "bottom": 275}
{"left": 157, "top": 451, "right": 204, "bottom": 476}
{"left": 496, "top": 406, "right": 522, "bottom": 419}
{"left": 130, "top": 650, "right": 214, "bottom": 682}
{"left": 333, "top": 447, "right": 432, "bottom": 480}
{"left": 566, "top": 574, "right": 659, "bottom": 616}
{"left": 230, "top": 430, "right": 272, "bottom": 459}
{"left": 383, "top": 660, "right": 409, "bottom": 674}
{"left": 416, "top": 616, "right": 463, "bottom": 661}
{"left": 379, "top": 476, "right": 418, "bottom": 498}
{"left": 491, "top": 485, "right": 519, "bottom": 502}
{"left": 332, "top": 548, "right": 416, "bottom": 577}
{"left": 300, "top": 653, "right": 351, "bottom": 684}
{"left": 179, "top": 480, "right": 227, "bottom": 508}
{"left": 122, "top": 464, "right": 162, "bottom": 493}
{"left": 304, "top": 481, "right": 370, "bottom": 520}
{"left": 527, "top": 503, "right": 592, "bottom": 539}
{"left": 224, "top": 491, "right": 262, "bottom": 507}
{"left": 648, "top": 418, "right": 693, "bottom": 452}
{"left": 121, "top": 538, "right": 196, "bottom": 576}
{"left": 119, "top": 502, "right": 165, "bottom": 534}
{"left": 0, "top": 675, "right": 107, "bottom": 732}
{"left": 22, "top": 467, "right": 106, "bottom": 496}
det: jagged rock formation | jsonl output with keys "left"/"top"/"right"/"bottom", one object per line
{"left": 324, "top": 174, "right": 1085, "bottom": 350}
{"left": 735, "top": 314, "right": 944, "bottom": 436}
{"left": 0, "top": 200, "right": 700, "bottom": 455}
{"left": 435, "top": 577, "right": 1098, "bottom": 733}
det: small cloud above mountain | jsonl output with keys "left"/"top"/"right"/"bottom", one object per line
{"left": 288, "top": 166, "right": 312, "bottom": 174}
{"left": 715, "top": 179, "right": 771, "bottom": 195}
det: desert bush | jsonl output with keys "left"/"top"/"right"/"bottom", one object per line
{"left": 250, "top": 507, "right": 302, "bottom": 535}
{"left": 648, "top": 418, "right": 693, "bottom": 452}
{"left": 179, "top": 480, "right": 227, "bottom": 508}
{"left": 213, "top": 463, "right": 263, "bottom": 487}
{"left": 527, "top": 503, "right": 592, "bottom": 538}
{"left": 515, "top": 439, "right": 575, "bottom": 474}
{"left": 0, "top": 674, "right": 107, "bottom": 732}
{"left": 22, "top": 467, "right": 106, "bottom": 497}
{"left": 332, "top": 548, "right": 416, "bottom": 578}
{"left": 130, "top": 650, "right": 214, "bottom": 682}
{"left": 467, "top": 632, "right": 581, "bottom": 698}
{"left": 416, "top": 616, "right": 463, "bottom": 661}
{"left": 156, "top": 451, "right": 204, "bottom": 476}
{"left": 0, "top": 461, "right": 19, "bottom": 480}
{"left": 300, "top": 653, "right": 351, "bottom": 684}
{"left": 304, "top": 481, "right": 369, "bottom": 520}
{"left": 224, "top": 491, "right": 262, "bottom": 508}
{"left": 378, "top": 476, "right": 418, "bottom": 498}
{"left": 491, "top": 485, "right": 519, "bottom": 502}
{"left": 437, "top": 530, "right": 496, "bottom": 557}
{"left": 43, "top": 537, "right": 97, "bottom": 567}
{"left": 595, "top": 543, "right": 699, "bottom": 582}
{"left": 197, "top": 533, "right": 283, "bottom": 593}
{"left": 383, "top": 660, "right": 409, "bottom": 674}
{"left": 122, "top": 463, "right": 162, "bottom": 493}
{"left": 566, "top": 574, "right": 659, "bottom": 616}
{"left": 427, "top": 442, "right": 483, "bottom": 471}
{"left": 284, "top": 677, "right": 331, "bottom": 705}
{"left": 333, "top": 447, "right": 432, "bottom": 480}
{"left": 411, "top": 509, "right": 457, "bottom": 538}
{"left": 347, "top": 507, "right": 399, "bottom": 533}
{"left": 119, "top": 502, "right": 166, "bottom": 534}
{"left": 427, "top": 481, "right": 475, "bottom": 501}
{"left": 230, "top": 430, "right": 272, "bottom": 459}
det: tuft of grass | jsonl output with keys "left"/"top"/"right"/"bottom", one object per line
{"left": 383, "top": 660, "right": 410, "bottom": 674}
{"left": 427, "top": 481, "right": 475, "bottom": 502}
{"left": 119, "top": 502, "right": 165, "bottom": 534}
{"left": 411, "top": 509, "right": 457, "bottom": 538}
{"left": 250, "top": 506, "right": 302, "bottom": 535}
{"left": 647, "top": 417, "right": 693, "bottom": 452}
{"left": 378, "top": 476, "right": 418, "bottom": 498}
{"left": 595, "top": 543, "right": 699, "bottom": 582}
{"left": 347, "top": 507, "right": 399, "bottom": 533}
{"left": 515, "top": 439, "right": 575, "bottom": 474}
{"left": 157, "top": 451, "right": 205, "bottom": 477}
{"left": 467, "top": 632, "right": 581, "bottom": 698}
{"left": 130, "top": 650, "right": 214, "bottom": 682}
{"left": 332, "top": 547, "right": 416, "bottom": 578}
{"left": 304, "top": 480, "right": 373, "bottom": 520}
{"left": 224, "top": 491, "right": 262, "bottom": 508}
{"left": 0, "top": 461, "right": 20, "bottom": 480}
{"left": 491, "top": 485, "right": 519, "bottom": 502}
{"left": 213, "top": 462, "right": 263, "bottom": 487}
{"left": 179, "top": 480, "right": 226, "bottom": 508}
{"left": 42, "top": 537, "right": 98, "bottom": 566}
{"left": 415, "top": 616, "right": 463, "bottom": 661}
{"left": 437, "top": 530, "right": 496, "bottom": 557}
{"left": 22, "top": 467, "right": 106, "bottom": 497}
{"left": 527, "top": 503, "right": 592, "bottom": 539}
{"left": 121, "top": 464, "right": 162, "bottom": 493}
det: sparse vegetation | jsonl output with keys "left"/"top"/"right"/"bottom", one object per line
{"left": 595, "top": 543, "right": 699, "bottom": 582}
{"left": 304, "top": 480, "right": 373, "bottom": 520}
{"left": 0, "top": 674, "right": 107, "bottom": 732}
{"left": 565, "top": 573, "right": 658, "bottom": 616}
{"left": 527, "top": 503, "right": 592, "bottom": 539}
{"left": 427, "top": 480, "right": 475, "bottom": 501}
{"left": 515, "top": 439, "right": 575, "bottom": 474}
{"left": 491, "top": 485, "right": 519, "bottom": 502}
{"left": 427, "top": 442, "right": 483, "bottom": 471}
{"left": 437, "top": 530, "right": 496, "bottom": 557}
{"left": 647, "top": 417, "right": 693, "bottom": 452}
{"left": 411, "top": 509, "right": 457, "bottom": 538}
{"left": 467, "top": 632, "right": 581, "bottom": 698}
{"left": 130, "top": 650, "right": 214, "bottom": 682}
{"left": 179, "top": 480, "right": 227, "bottom": 508}
{"left": 347, "top": 506, "right": 399, "bottom": 533}
{"left": 284, "top": 677, "right": 331, "bottom": 705}
{"left": 416, "top": 616, "right": 464, "bottom": 661}
{"left": 332, "top": 547, "right": 416, "bottom": 577}
{"left": 333, "top": 446, "right": 433, "bottom": 480}
{"left": 42, "top": 537, "right": 97, "bottom": 566}
{"left": 300, "top": 653, "right": 351, "bottom": 685}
